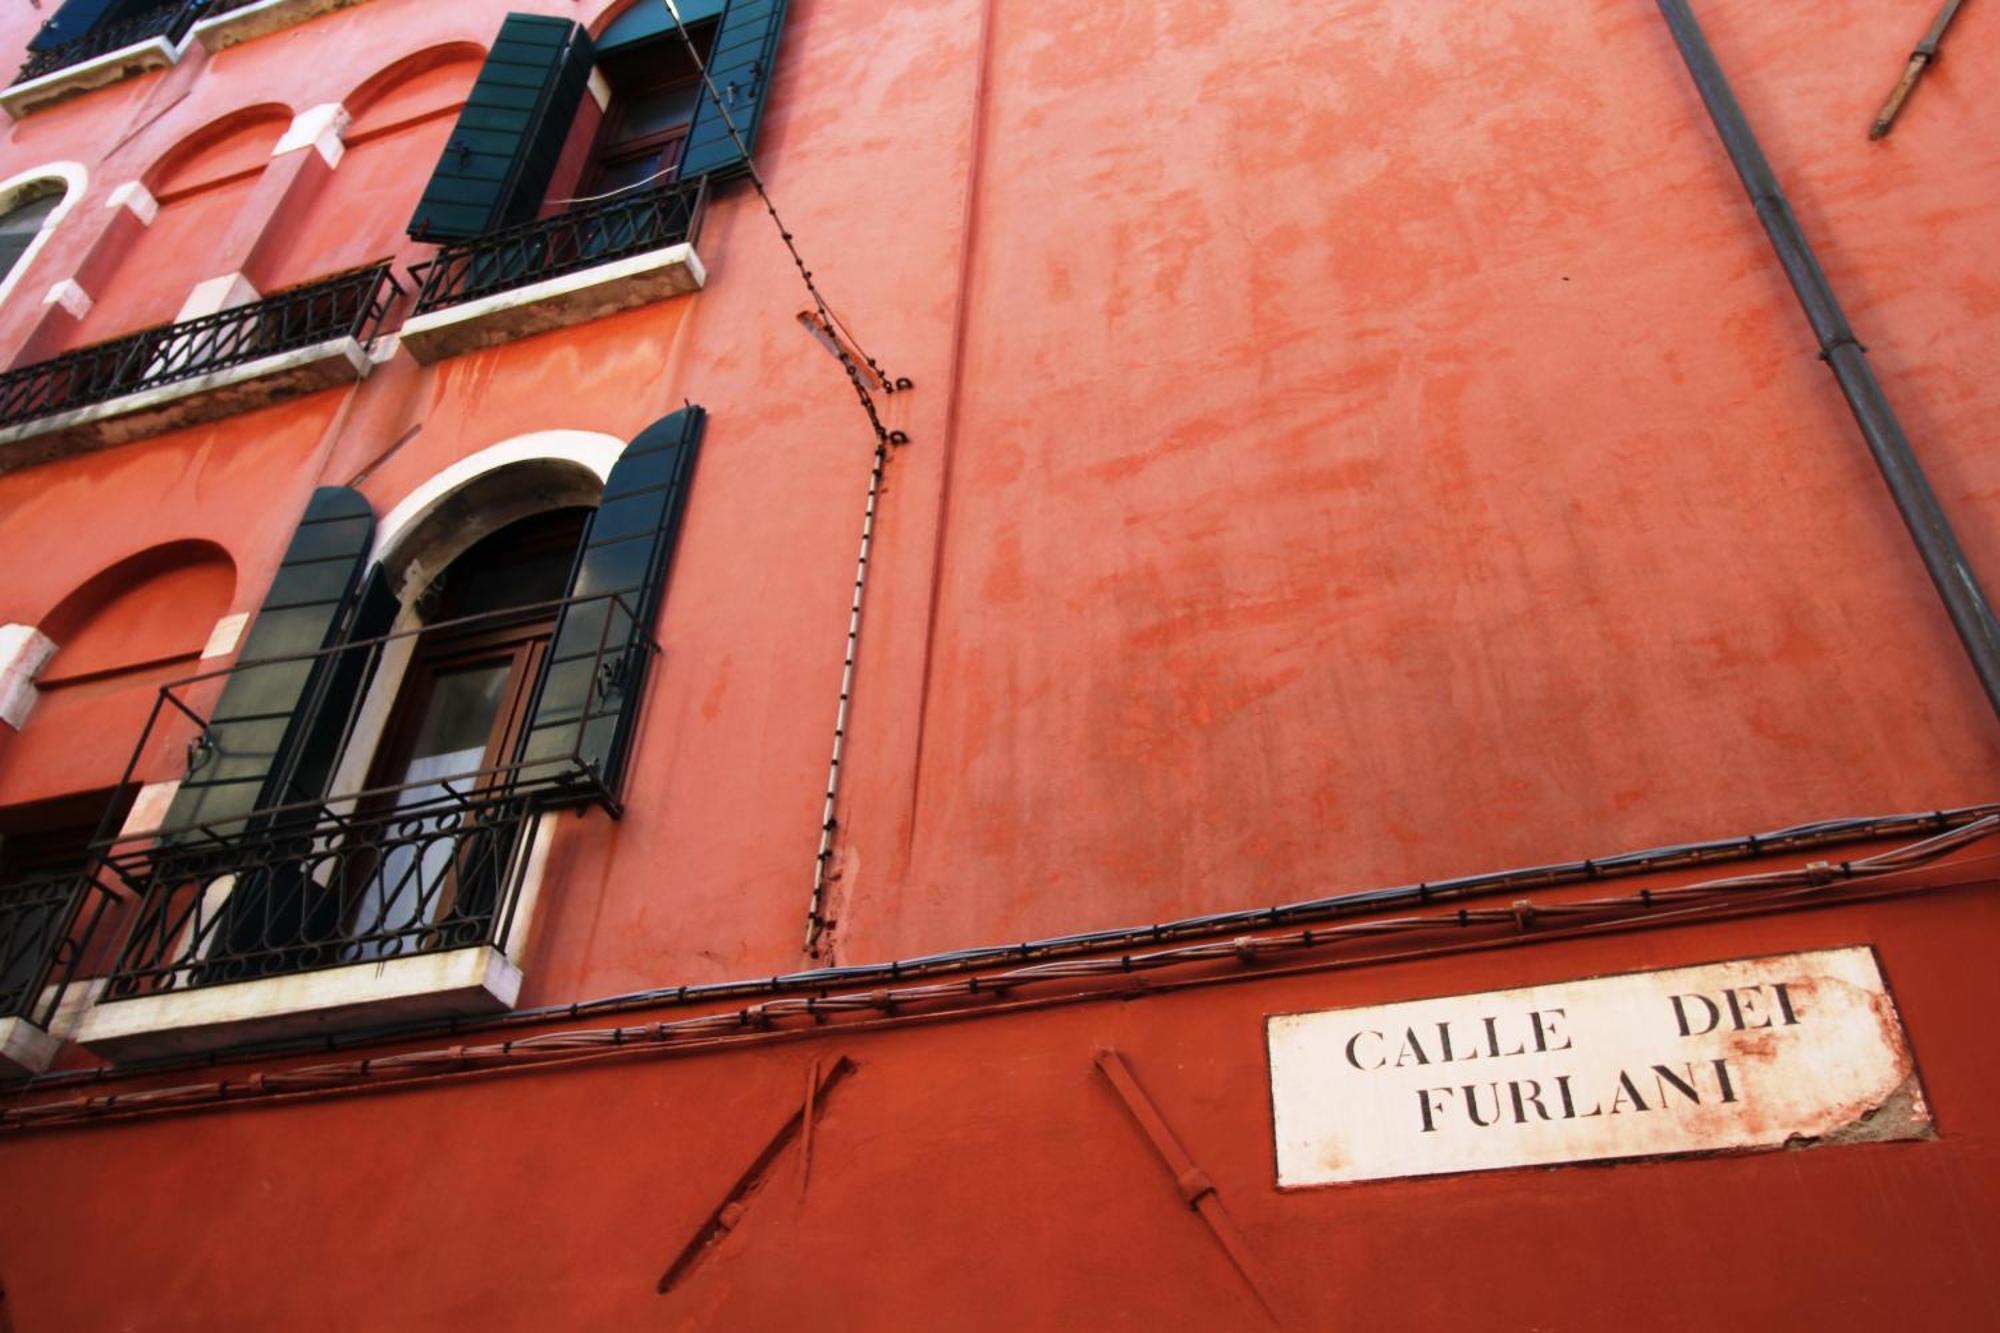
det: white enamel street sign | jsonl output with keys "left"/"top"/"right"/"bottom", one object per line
{"left": 1267, "top": 947, "right": 1927, "bottom": 1188}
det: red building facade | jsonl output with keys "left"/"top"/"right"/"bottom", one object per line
{"left": 0, "top": 1, "right": 1996, "bottom": 1328}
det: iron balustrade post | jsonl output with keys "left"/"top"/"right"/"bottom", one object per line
{"left": 1654, "top": 0, "right": 2000, "bottom": 728}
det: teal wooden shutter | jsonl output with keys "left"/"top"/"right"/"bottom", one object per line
{"left": 163, "top": 488, "right": 377, "bottom": 842}
{"left": 516, "top": 407, "right": 705, "bottom": 803}
{"left": 678, "top": 0, "right": 791, "bottom": 181}
{"left": 28, "top": 0, "right": 128, "bottom": 50}
{"left": 406, "top": 14, "right": 597, "bottom": 242}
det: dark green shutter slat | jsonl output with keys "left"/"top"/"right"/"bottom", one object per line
{"left": 27, "top": 0, "right": 126, "bottom": 52}
{"left": 162, "top": 488, "right": 376, "bottom": 842}
{"left": 678, "top": 0, "right": 791, "bottom": 182}
{"left": 406, "top": 14, "right": 597, "bottom": 242}
{"left": 517, "top": 408, "right": 705, "bottom": 801}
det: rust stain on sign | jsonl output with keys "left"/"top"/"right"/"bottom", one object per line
{"left": 1268, "top": 948, "right": 1929, "bottom": 1187}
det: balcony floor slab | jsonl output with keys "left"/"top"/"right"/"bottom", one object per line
{"left": 401, "top": 243, "right": 705, "bottom": 364}
{"left": 0, "top": 335, "right": 371, "bottom": 473}
{"left": 2, "top": 37, "right": 178, "bottom": 119}
{"left": 76, "top": 945, "right": 522, "bottom": 1062}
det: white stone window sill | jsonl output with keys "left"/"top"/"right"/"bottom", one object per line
{"left": 400, "top": 242, "right": 706, "bottom": 364}
{"left": 0, "top": 35, "right": 181, "bottom": 120}
{"left": 191, "top": 0, "right": 375, "bottom": 55}
{"left": 76, "top": 945, "right": 522, "bottom": 1061}
{"left": 0, "top": 335, "right": 371, "bottom": 473}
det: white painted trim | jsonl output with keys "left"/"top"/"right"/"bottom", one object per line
{"left": 274, "top": 101, "right": 350, "bottom": 167}
{"left": 0, "top": 36, "right": 179, "bottom": 120}
{"left": 0, "top": 1015, "right": 60, "bottom": 1077}
{"left": 119, "top": 780, "right": 182, "bottom": 840}
{"left": 371, "top": 430, "right": 624, "bottom": 563}
{"left": 502, "top": 811, "right": 564, "bottom": 964}
{"left": 201, "top": 611, "right": 249, "bottom": 659}
{"left": 586, "top": 67, "right": 612, "bottom": 112}
{"left": 105, "top": 180, "right": 159, "bottom": 224}
{"left": 0, "top": 162, "right": 86, "bottom": 311}
{"left": 175, "top": 272, "right": 261, "bottom": 323}
{"left": 77, "top": 946, "right": 521, "bottom": 1060}
{"left": 0, "top": 623, "right": 57, "bottom": 729}
{"left": 41, "top": 278, "right": 92, "bottom": 319}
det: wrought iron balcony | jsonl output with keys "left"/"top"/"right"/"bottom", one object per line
{"left": 13, "top": 2, "right": 208, "bottom": 87}
{"left": 401, "top": 179, "right": 708, "bottom": 361}
{"left": 411, "top": 178, "right": 708, "bottom": 314}
{"left": 0, "top": 264, "right": 400, "bottom": 467}
{"left": 1, "top": 869, "right": 119, "bottom": 1034}
{"left": 67, "top": 587, "right": 648, "bottom": 1027}
{"left": 99, "top": 790, "right": 541, "bottom": 1000}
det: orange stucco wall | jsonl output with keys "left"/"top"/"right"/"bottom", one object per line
{"left": 0, "top": 0, "right": 1995, "bottom": 1326}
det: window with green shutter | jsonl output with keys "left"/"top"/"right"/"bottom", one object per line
{"left": 407, "top": 3, "right": 791, "bottom": 246}
{"left": 406, "top": 14, "right": 598, "bottom": 242}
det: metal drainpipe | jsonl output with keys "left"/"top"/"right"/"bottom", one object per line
{"left": 1654, "top": 0, "right": 2000, "bottom": 726}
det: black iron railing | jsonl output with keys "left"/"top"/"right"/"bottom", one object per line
{"left": 14, "top": 2, "right": 208, "bottom": 86}
{"left": 80, "top": 591, "right": 654, "bottom": 999}
{"left": 0, "top": 263, "right": 401, "bottom": 431}
{"left": 410, "top": 177, "right": 708, "bottom": 316}
{"left": 1, "top": 869, "right": 120, "bottom": 1031}
{"left": 101, "top": 791, "right": 540, "bottom": 998}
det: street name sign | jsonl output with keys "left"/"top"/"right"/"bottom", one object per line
{"left": 1267, "top": 947, "right": 1927, "bottom": 1187}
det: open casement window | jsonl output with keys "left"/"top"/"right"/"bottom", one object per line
{"left": 104, "top": 409, "right": 702, "bottom": 1007}
{"left": 406, "top": 3, "right": 788, "bottom": 243}
{"left": 580, "top": 27, "right": 713, "bottom": 199}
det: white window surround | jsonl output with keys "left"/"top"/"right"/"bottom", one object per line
{"left": 191, "top": 0, "right": 377, "bottom": 55}
{"left": 399, "top": 242, "right": 706, "bottom": 364}
{"left": 0, "top": 624, "right": 57, "bottom": 729}
{"left": 0, "top": 31, "right": 192, "bottom": 121}
{"left": 71, "top": 439, "right": 620, "bottom": 1062}
{"left": 0, "top": 163, "right": 87, "bottom": 311}
{"left": 372, "top": 430, "right": 623, "bottom": 562}
{"left": 272, "top": 102, "right": 349, "bottom": 167}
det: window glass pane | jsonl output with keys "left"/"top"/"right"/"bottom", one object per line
{"left": 403, "top": 661, "right": 510, "bottom": 767}
{"left": 0, "top": 193, "right": 59, "bottom": 241}
{"left": 613, "top": 81, "right": 701, "bottom": 143}
{"left": 592, "top": 152, "right": 675, "bottom": 196}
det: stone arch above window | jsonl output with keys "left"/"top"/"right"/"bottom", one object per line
{"left": 145, "top": 105, "right": 294, "bottom": 200}
{"left": 372, "top": 431, "right": 625, "bottom": 590}
{"left": 0, "top": 162, "right": 86, "bottom": 311}
{"left": 59, "top": 109, "right": 293, "bottom": 347}
{"left": 343, "top": 43, "right": 487, "bottom": 141}
{"left": 38, "top": 541, "right": 237, "bottom": 687}
{"left": 255, "top": 46, "right": 487, "bottom": 292}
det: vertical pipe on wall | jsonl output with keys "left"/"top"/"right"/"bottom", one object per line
{"left": 1653, "top": 0, "right": 2000, "bottom": 727}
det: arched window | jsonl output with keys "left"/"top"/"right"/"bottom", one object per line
{"left": 345, "top": 508, "right": 591, "bottom": 956}
{"left": 0, "top": 166, "right": 83, "bottom": 309}
{"left": 62, "top": 110, "right": 288, "bottom": 347}
{"left": 0, "top": 188, "right": 63, "bottom": 287}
